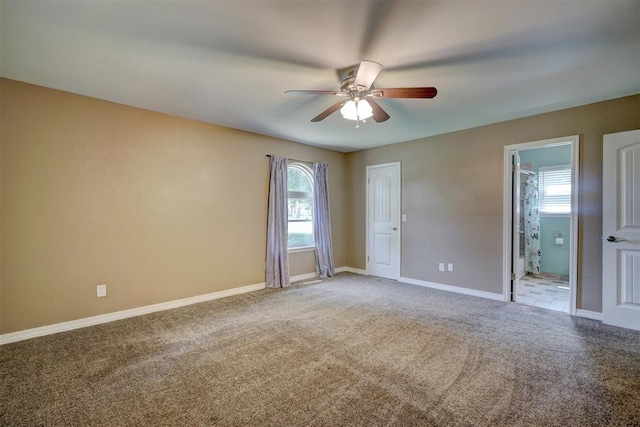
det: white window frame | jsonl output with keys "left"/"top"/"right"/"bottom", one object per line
{"left": 287, "top": 162, "right": 315, "bottom": 251}
{"left": 538, "top": 165, "right": 572, "bottom": 216}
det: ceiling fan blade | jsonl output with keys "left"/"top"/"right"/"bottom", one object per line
{"left": 354, "top": 60, "right": 383, "bottom": 91}
{"left": 370, "top": 87, "right": 438, "bottom": 98}
{"left": 366, "top": 99, "right": 390, "bottom": 123}
{"left": 311, "top": 100, "right": 347, "bottom": 122}
{"left": 285, "top": 90, "right": 345, "bottom": 96}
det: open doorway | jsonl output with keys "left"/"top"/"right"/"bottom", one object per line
{"left": 503, "top": 136, "right": 579, "bottom": 314}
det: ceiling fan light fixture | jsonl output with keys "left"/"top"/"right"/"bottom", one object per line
{"left": 340, "top": 100, "right": 358, "bottom": 120}
{"left": 357, "top": 99, "right": 373, "bottom": 120}
{"left": 340, "top": 99, "right": 373, "bottom": 121}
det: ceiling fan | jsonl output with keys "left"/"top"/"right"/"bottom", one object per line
{"left": 285, "top": 60, "right": 437, "bottom": 125}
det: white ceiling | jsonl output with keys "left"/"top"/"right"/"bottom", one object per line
{"left": 2, "top": 0, "right": 639, "bottom": 152}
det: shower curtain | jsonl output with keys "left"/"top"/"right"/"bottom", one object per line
{"left": 524, "top": 175, "right": 541, "bottom": 274}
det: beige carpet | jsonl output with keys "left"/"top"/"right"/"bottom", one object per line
{"left": 1, "top": 273, "right": 639, "bottom": 426}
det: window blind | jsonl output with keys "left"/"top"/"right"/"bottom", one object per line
{"left": 538, "top": 165, "right": 571, "bottom": 214}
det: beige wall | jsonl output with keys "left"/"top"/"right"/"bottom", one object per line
{"left": 346, "top": 95, "right": 640, "bottom": 312}
{"left": 0, "top": 79, "right": 346, "bottom": 334}
{"left": 2, "top": 77, "right": 639, "bottom": 335}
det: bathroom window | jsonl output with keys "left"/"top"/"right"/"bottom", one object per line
{"left": 539, "top": 165, "right": 571, "bottom": 215}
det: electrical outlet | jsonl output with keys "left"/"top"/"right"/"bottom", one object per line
{"left": 448, "top": 263, "right": 454, "bottom": 272}
{"left": 438, "top": 263, "right": 445, "bottom": 272}
{"left": 97, "top": 284, "right": 107, "bottom": 298}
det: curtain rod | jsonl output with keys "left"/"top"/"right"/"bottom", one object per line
{"left": 265, "top": 154, "right": 312, "bottom": 164}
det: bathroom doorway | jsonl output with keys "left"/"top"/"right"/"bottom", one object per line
{"left": 503, "top": 136, "right": 579, "bottom": 314}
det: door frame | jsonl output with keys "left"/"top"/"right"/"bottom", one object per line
{"left": 502, "top": 135, "right": 580, "bottom": 314}
{"left": 366, "top": 162, "right": 402, "bottom": 279}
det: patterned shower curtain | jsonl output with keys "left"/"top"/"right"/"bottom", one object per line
{"left": 524, "top": 175, "right": 541, "bottom": 274}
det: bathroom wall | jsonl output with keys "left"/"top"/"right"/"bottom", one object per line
{"left": 519, "top": 145, "right": 572, "bottom": 276}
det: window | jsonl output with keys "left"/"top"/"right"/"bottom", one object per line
{"left": 538, "top": 165, "right": 572, "bottom": 214}
{"left": 287, "top": 163, "right": 314, "bottom": 248}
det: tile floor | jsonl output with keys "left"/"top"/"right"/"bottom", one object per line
{"left": 516, "top": 274, "right": 570, "bottom": 313}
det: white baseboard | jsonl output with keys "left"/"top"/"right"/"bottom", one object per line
{"left": 292, "top": 266, "right": 368, "bottom": 282}
{"left": 399, "top": 276, "right": 504, "bottom": 301}
{"left": 1, "top": 266, "right": 370, "bottom": 345}
{"left": 0, "top": 282, "right": 266, "bottom": 345}
{"left": 0, "top": 266, "right": 600, "bottom": 345}
{"left": 338, "top": 266, "right": 368, "bottom": 275}
{"left": 575, "top": 309, "right": 603, "bottom": 321}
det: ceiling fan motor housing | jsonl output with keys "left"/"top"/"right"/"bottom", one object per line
{"left": 338, "top": 66, "right": 372, "bottom": 94}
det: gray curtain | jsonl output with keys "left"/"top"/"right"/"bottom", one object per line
{"left": 266, "top": 155, "right": 290, "bottom": 288}
{"left": 313, "top": 162, "right": 335, "bottom": 278}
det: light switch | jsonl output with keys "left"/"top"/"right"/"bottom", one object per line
{"left": 402, "top": 214, "right": 407, "bottom": 223}
{"left": 438, "top": 263, "right": 445, "bottom": 272}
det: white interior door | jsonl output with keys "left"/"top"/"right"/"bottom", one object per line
{"left": 367, "top": 162, "right": 401, "bottom": 279}
{"left": 603, "top": 129, "right": 640, "bottom": 331}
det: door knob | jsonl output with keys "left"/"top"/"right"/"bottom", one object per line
{"left": 389, "top": 227, "right": 397, "bottom": 231}
{"left": 606, "top": 235, "right": 624, "bottom": 242}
